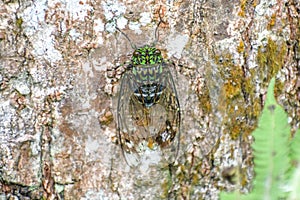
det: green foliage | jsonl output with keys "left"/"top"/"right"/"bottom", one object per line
{"left": 288, "top": 129, "right": 300, "bottom": 199}
{"left": 250, "top": 77, "right": 290, "bottom": 199}
{"left": 290, "top": 128, "right": 300, "bottom": 163}
{"left": 220, "top": 78, "right": 300, "bottom": 200}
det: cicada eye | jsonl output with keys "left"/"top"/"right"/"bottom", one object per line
{"left": 154, "top": 49, "right": 161, "bottom": 55}
{"left": 133, "top": 51, "right": 141, "bottom": 57}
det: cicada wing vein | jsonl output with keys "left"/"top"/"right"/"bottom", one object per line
{"left": 154, "top": 63, "right": 181, "bottom": 163}
{"left": 117, "top": 72, "right": 141, "bottom": 166}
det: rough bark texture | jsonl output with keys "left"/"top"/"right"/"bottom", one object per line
{"left": 0, "top": 0, "right": 299, "bottom": 199}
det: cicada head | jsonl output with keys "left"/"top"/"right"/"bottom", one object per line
{"left": 131, "top": 46, "right": 163, "bottom": 65}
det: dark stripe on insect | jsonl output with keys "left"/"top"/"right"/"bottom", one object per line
{"left": 133, "top": 84, "right": 165, "bottom": 107}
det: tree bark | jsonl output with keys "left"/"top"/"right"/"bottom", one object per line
{"left": 0, "top": 0, "right": 299, "bottom": 199}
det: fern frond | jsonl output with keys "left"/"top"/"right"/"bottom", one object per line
{"left": 251, "top": 77, "right": 290, "bottom": 199}
{"left": 290, "top": 129, "right": 300, "bottom": 162}
{"left": 288, "top": 129, "right": 300, "bottom": 199}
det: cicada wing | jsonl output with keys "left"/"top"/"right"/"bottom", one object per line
{"left": 117, "top": 72, "right": 141, "bottom": 166}
{"left": 117, "top": 63, "right": 181, "bottom": 166}
{"left": 154, "top": 63, "right": 181, "bottom": 163}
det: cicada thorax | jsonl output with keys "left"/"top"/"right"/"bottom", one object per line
{"left": 131, "top": 63, "right": 165, "bottom": 107}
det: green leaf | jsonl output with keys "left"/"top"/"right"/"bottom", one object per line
{"left": 288, "top": 129, "right": 300, "bottom": 200}
{"left": 251, "top": 77, "right": 290, "bottom": 199}
{"left": 290, "top": 129, "right": 300, "bottom": 162}
{"left": 288, "top": 163, "right": 300, "bottom": 200}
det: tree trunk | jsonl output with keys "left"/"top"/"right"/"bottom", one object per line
{"left": 0, "top": 0, "right": 299, "bottom": 199}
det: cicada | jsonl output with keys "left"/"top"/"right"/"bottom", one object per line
{"left": 117, "top": 45, "right": 181, "bottom": 166}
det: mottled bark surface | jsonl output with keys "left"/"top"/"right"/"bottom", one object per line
{"left": 0, "top": 0, "right": 299, "bottom": 199}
